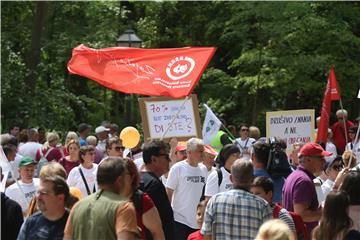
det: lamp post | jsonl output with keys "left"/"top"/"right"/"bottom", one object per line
{"left": 116, "top": 29, "right": 142, "bottom": 126}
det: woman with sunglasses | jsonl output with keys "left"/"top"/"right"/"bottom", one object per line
{"left": 235, "top": 124, "right": 255, "bottom": 160}
{"left": 122, "top": 158, "right": 165, "bottom": 240}
{"left": 67, "top": 145, "right": 98, "bottom": 198}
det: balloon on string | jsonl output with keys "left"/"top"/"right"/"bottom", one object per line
{"left": 120, "top": 126, "right": 140, "bottom": 149}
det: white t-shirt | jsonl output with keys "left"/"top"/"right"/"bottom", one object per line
{"left": 346, "top": 141, "right": 360, "bottom": 164}
{"left": 321, "top": 179, "right": 334, "bottom": 198}
{"left": 67, "top": 164, "right": 98, "bottom": 198}
{"left": 235, "top": 137, "right": 255, "bottom": 160}
{"left": 18, "top": 142, "right": 42, "bottom": 161}
{"left": 198, "top": 163, "right": 215, "bottom": 179}
{"left": 5, "top": 178, "right": 40, "bottom": 213}
{"left": 134, "top": 158, "right": 144, "bottom": 170}
{"left": 325, "top": 142, "right": 337, "bottom": 162}
{"left": 204, "top": 167, "right": 232, "bottom": 197}
{"left": 166, "top": 160, "right": 207, "bottom": 229}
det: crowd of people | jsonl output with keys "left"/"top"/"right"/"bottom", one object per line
{"left": 1, "top": 109, "right": 359, "bottom": 240}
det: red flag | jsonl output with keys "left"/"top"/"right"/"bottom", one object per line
{"left": 316, "top": 66, "right": 341, "bottom": 144}
{"left": 67, "top": 44, "right": 216, "bottom": 98}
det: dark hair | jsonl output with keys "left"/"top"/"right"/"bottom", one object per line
{"left": 252, "top": 141, "right": 270, "bottom": 166}
{"left": 123, "top": 158, "right": 140, "bottom": 190}
{"left": 41, "top": 176, "right": 70, "bottom": 202}
{"left": 2, "top": 144, "right": 17, "bottom": 157}
{"left": 252, "top": 176, "right": 274, "bottom": 193}
{"left": 105, "top": 137, "right": 121, "bottom": 150}
{"left": 340, "top": 171, "right": 360, "bottom": 205}
{"left": 97, "top": 157, "right": 126, "bottom": 185}
{"left": 237, "top": 123, "right": 248, "bottom": 131}
{"left": 216, "top": 144, "right": 240, "bottom": 167}
{"left": 79, "top": 145, "right": 95, "bottom": 163}
{"left": 313, "top": 191, "right": 352, "bottom": 240}
{"left": 142, "top": 140, "right": 168, "bottom": 165}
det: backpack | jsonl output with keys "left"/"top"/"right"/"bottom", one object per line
{"left": 273, "top": 203, "right": 309, "bottom": 240}
{"left": 35, "top": 148, "right": 52, "bottom": 177}
{"left": 200, "top": 168, "right": 223, "bottom": 201}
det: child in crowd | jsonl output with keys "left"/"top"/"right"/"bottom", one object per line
{"left": 187, "top": 200, "right": 207, "bottom": 240}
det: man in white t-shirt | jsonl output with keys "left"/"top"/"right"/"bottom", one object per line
{"left": 5, "top": 156, "right": 40, "bottom": 216}
{"left": 18, "top": 128, "right": 42, "bottom": 161}
{"left": 166, "top": 138, "right": 207, "bottom": 240}
{"left": 235, "top": 124, "right": 255, "bottom": 160}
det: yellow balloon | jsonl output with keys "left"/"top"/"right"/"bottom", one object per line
{"left": 120, "top": 126, "right": 140, "bottom": 149}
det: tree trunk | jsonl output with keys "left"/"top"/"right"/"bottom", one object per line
{"left": 25, "top": 1, "right": 48, "bottom": 93}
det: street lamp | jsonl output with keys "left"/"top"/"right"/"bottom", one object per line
{"left": 117, "top": 29, "right": 142, "bottom": 48}
{"left": 117, "top": 29, "right": 142, "bottom": 126}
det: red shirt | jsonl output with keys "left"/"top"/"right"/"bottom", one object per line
{"left": 59, "top": 158, "right": 80, "bottom": 174}
{"left": 331, "top": 120, "right": 354, "bottom": 152}
{"left": 35, "top": 147, "right": 63, "bottom": 162}
{"left": 188, "top": 230, "right": 203, "bottom": 240}
{"left": 132, "top": 192, "right": 155, "bottom": 239}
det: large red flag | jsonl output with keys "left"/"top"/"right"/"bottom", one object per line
{"left": 316, "top": 66, "right": 341, "bottom": 144}
{"left": 67, "top": 44, "right": 216, "bottom": 98}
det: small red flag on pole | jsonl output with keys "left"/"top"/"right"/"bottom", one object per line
{"left": 316, "top": 66, "right": 341, "bottom": 144}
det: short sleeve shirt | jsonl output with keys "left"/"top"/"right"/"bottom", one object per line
{"left": 282, "top": 166, "right": 319, "bottom": 233}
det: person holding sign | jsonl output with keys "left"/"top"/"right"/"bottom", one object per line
{"left": 235, "top": 124, "right": 255, "bottom": 160}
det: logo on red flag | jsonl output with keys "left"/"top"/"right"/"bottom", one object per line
{"left": 67, "top": 45, "right": 216, "bottom": 98}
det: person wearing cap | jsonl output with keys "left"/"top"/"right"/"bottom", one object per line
{"left": 199, "top": 145, "right": 217, "bottom": 176}
{"left": 17, "top": 175, "right": 70, "bottom": 240}
{"left": 78, "top": 123, "right": 91, "bottom": 147}
{"left": 95, "top": 126, "right": 110, "bottom": 153}
{"left": 5, "top": 156, "right": 40, "bottom": 216}
{"left": 345, "top": 126, "right": 360, "bottom": 165}
{"left": 282, "top": 142, "right": 332, "bottom": 235}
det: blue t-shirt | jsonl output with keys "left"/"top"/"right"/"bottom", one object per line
{"left": 79, "top": 138, "right": 87, "bottom": 146}
{"left": 17, "top": 210, "right": 69, "bottom": 240}
{"left": 254, "top": 168, "right": 284, "bottom": 204}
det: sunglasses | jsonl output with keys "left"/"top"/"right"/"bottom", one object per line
{"left": 114, "top": 146, "right": 125, "bottom": 152}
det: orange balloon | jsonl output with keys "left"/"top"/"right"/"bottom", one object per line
{"left": 120, "top": 126, "right": 140, "bottom": 148}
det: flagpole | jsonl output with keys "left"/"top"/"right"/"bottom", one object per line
{"left": 160, "top": 95, "right": 190, "bottom": 141}
{"left": 348, "top": 118, "right": 360, "bottom": 168}
{"left": 339, "top": 99, "right": 349, "bottom": 145}
{"left": 220, "top": 123, "right": 236, "bottom": 141}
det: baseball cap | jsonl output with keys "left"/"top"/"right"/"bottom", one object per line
{"left": 175, "top": 141, "right": 187, "bottom": 152}
{"left": 78, "top": 123, "right": 91, "bottom": 133}
{"left": 299, "top": 142, "right": 332, "bottom": 157}
{"left": 18, "top": 156, "right": 36, "bottom": 167}
{"left": 95, "top": 126, "right": 110, "bottom": 134}
{"left": 204, "top": 145, "right": 218, "bottom": 156}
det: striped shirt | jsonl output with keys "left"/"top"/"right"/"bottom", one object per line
{"left": 201, "top": 189, "right": 272, "bottom": 240}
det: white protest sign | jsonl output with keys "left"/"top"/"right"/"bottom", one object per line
{"left": 139, "top": 94, "right": 201, "bottom": 142}
{"left": 266, "top": 109, "right": 315, "bottom": 152}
